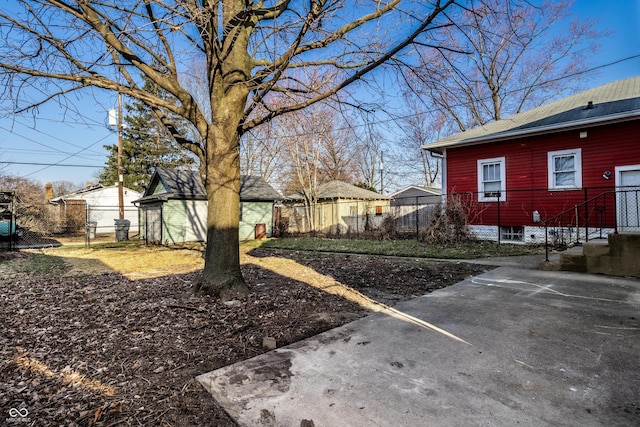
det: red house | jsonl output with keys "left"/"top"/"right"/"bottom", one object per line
{"left": 423, "top": 77, "right": 640, "bottom": 244}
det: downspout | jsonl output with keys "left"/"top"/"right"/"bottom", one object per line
{"left": 436, "top": 149, "right": 447, "bottom": 218}
{"left": 439, "top": 150, "right": 447, "bottom": 198}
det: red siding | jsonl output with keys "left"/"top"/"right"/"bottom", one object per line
{"left": 446, "top": 120, "right": 640, "bottom": 226}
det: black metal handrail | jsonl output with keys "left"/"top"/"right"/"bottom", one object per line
{"left": 544, "top": 187, "right": 640, "bottom": 261}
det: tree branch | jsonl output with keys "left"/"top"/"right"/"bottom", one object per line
{"left": 244, "top": 0, "right": 456, "bottom": 131}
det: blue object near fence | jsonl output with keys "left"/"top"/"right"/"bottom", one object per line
{"left": 0, "top": 220, "right": 16, "bottom": 237}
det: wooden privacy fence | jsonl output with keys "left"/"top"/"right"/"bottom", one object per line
{"left": 279, "top": 197, "right": 439, "bottom": 237}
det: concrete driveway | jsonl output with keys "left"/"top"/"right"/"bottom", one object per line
{"left": 198, "top": 264, "right": 640, "bottom": 426}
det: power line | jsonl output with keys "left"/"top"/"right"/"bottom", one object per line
{"left": 0, "top": 146, "right": 105, "bottom": 157}
{"left": 0, "top": 125, "right": 105, "bottom": 159}
{"left": 8, "top": 113, "right": 107, "bottom": 128}
{"left": 2, "top": 53, "right": 638, "bottom": 173}
{"left": 1, "top": 119, "right": 107, "bottom": 157}
{"left": 21, "top": 132, "right": 112, "bottom": 177}
{"left": 0, "top": 161, "right": 103, "bottom": 168}
{"left": 247, "top": 53, "right": 640, "bottom": 141}
{"left": 385, "top": 54, "right": 640, "bottom": 128}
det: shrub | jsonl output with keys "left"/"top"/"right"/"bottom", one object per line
{"left": 420, "top": 196, "right": 475, "bottom": 244}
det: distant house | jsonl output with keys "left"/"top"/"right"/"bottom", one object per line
{"left": 423, "top": 76, "right": 640, "bottom": 243}
{"left": 390, "top": 185, "right": 441, "bottom": 206}
{"left": 134, "top": 168, "right": 281, "bottom": 244}
{"left": 48, "top": 184, "right": 141, "bottom": 234}
{"left": 285, "top": 180, "right": 390, "bottom": 234}
{"left": 389, "top": 186, "right": 442, "bottom": 232}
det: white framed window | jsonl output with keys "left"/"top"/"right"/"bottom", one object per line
{"left": 477, "top": 157, "right": 506, "bottom": 202}
{"left": 548, "top": 149, "right": 582, "bottom": 190}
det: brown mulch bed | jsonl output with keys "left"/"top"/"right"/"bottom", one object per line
{"left": 0, "top": 248, "right": 490, "bottom": 426}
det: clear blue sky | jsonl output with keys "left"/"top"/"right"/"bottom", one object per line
{"left": 0, "top": 0, "right": 638, "bottom": 189}
{"left": 571, "top": 0, "right": 640, "bottom": 85}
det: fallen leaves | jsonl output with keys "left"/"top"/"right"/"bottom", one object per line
{"left": 0, "top": 248, "right": 486, "bottom": 425}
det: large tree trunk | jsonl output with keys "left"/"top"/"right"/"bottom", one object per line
{"left": 192, "top": 0, "right": 252, "bottom": 300}
{"left": 192, "top": 115, "right": 249, "bottom": 301}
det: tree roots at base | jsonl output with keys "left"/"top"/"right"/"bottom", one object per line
{"left": 193, "top": 275, "right": 250, "bottom": 301}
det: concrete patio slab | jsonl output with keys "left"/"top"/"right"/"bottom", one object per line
{"left": 197, "top": 265, "right": 640, "bottom": 426}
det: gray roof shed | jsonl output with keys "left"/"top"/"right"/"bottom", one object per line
{"left": 136, "top": 168, "right": 282, "bottom": 203}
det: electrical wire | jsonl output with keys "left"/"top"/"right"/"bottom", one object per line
{"left": 0, "top": 146, "right": 105, "bottom": 157}
{"left": 0, "top": 125, "right": 107, "bottom": 159}
{"left": 2, "top": 115, "right": 109, "bottom": 156}
{"left": 20, "top": 132, "right": 113, "bottom": 177}
{"left": 0, "top": 161, "right": 104, "bottom": 168}
{"left": 1, "top": 54, "right": 638, "bottom": 173}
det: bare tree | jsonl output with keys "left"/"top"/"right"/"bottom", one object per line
{"left": 51, "top": 180, "right": 83, "bottom": 197}
{"left": 395, "top": 102, "right": 444, "bottom": 188}
{"left": 354, "top": 118, "right": 387, "bottom": 192}
{"left": 316, "top": 109, "right": 359, "bottom": 184}
{"left": 282, "top": 109, "right": 323, "bottom": 232}
{"left": 240, "top": 124, "right": 287, "bottom": 188}
{"left": 403, "top": 0, "right": 606, "bottom": 132}
{"left": 277, "top": 102, "right": 357, "bottom": 231}
{"left": 0, "top": 0, "right": 457, "bottom": 299}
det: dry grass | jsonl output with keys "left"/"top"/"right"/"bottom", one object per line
{"left": 38, "top": 243, "right": 205, "bottom": 279}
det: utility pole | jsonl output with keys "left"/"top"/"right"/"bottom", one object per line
{"left": 117, "top": 92, "right": 124, "bottom": 219}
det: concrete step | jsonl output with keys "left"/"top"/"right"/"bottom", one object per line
{"left": 559, "top": 245, "right": 586, "bottom": 273}
{"left": 540, "top": 233, "right": 640, "bottom": 278}
{"left": 583, "top": 239, "right": 610, "bottom": 257}
{"left": 539, "top": 260, "right": 562, "bottom": 271}
{"left": 587, "top": 233, "right": 640, "bottom": 278}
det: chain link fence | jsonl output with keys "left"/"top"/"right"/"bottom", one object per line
{"left": 2, "top": 186, "right": 638, "bottom": 251}
{"left": 277, "top": 185, "right": 640, "bottom": 246}
{"left": 0, "top": 202, "right": 139, "bottom": 250}
{"left": 445, "top": 186, "right": 639, "bottom": 246}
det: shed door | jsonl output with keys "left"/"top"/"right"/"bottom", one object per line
{"left": 616, "top": 166, "right": 640, "bottom": 232}
{"left": 146, "top": 207, "right": 162, "bottom": 243}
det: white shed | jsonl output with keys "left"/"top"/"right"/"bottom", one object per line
{"left": 49, "top": 184, "right": 141, "bottom": 234}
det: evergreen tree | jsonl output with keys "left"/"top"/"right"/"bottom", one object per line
{"left": 98, "top": 81, "right": 195, "bottom": 192}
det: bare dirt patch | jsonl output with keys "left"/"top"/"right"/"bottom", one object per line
{"left": 0, "top": 246, "right": 490, "bottom": 426}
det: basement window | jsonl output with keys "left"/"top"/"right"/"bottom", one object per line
{"left": 500, "top": 226, "right": 524, "bottom": 242}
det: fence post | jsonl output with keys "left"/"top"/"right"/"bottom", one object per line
{"left": 9, "top": 196, "right": 15, "bottom": 251}
{"left": 497, "top": 193, "right": 501, "bottom": 246}
{"left": 578, "top": 188, "right": 589, "bottom": 242}
{"left": 613, "top": 189, "right": 618, "bottom": 234}
{"left": 356, "top": 200, "right": 359, "bottom": 239}
{"left": 544, "top": 220, "right": 549, "bottom": 262}
{"left": 415, "top": 196, "right": 419, "bottom": 240}
{"left": 85, "top": 204, "right": 90, "bottom": 248}
{"left": 575, "top": 206, "right": 580, "bottom": 245}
